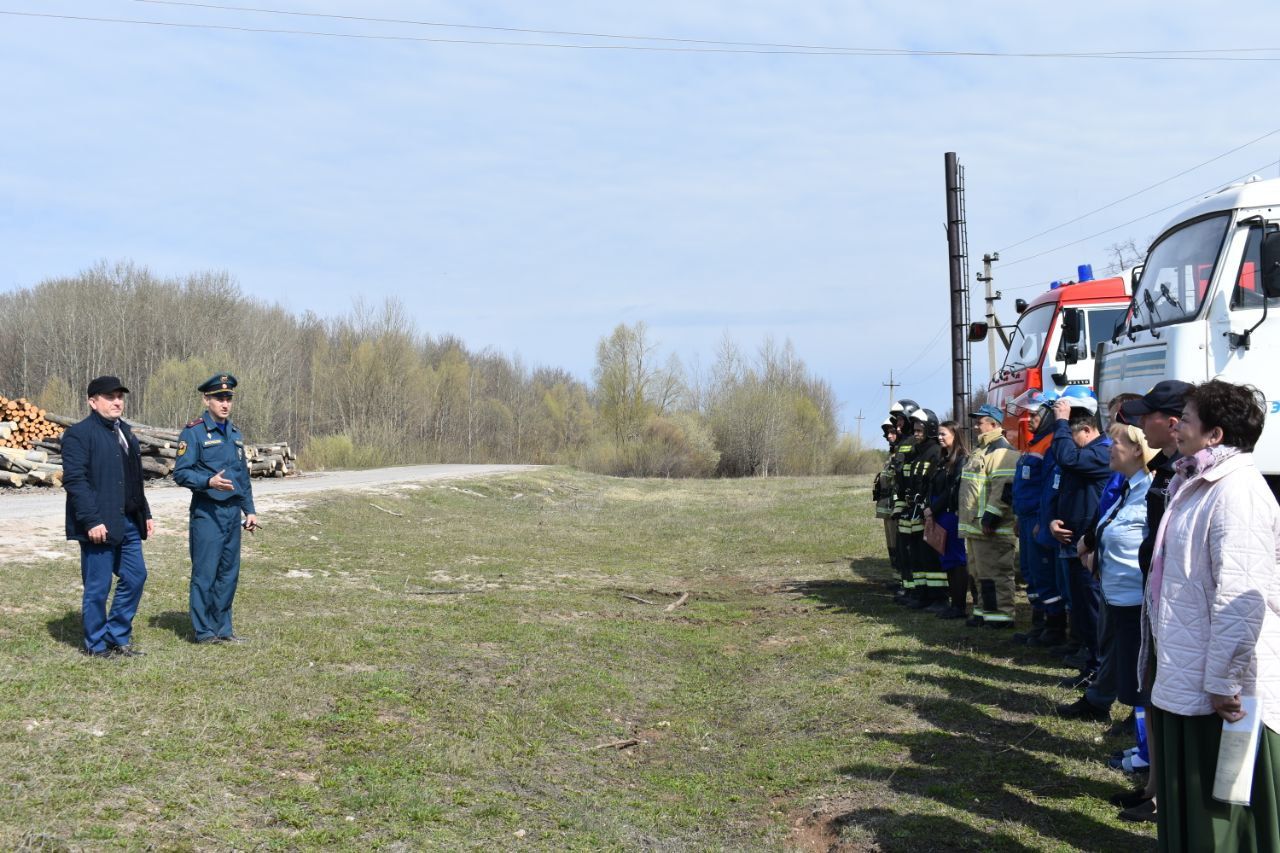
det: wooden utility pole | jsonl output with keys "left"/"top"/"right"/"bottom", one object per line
{"left": 882, "top": 370, "right": 900, "bottom": 412}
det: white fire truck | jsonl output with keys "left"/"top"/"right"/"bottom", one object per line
{"left": 1094, "top": 176, "right": 1280, "bottom": 497}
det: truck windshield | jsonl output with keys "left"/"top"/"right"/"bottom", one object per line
{"left": 1001, "top": 303, "right": 1055, "bottom": 372}
{"left": 1131, "top": 213, "right": 1230, "bottom": 329}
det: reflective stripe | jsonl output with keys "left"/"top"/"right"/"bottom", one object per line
{"left": 983, "top": 613, "right": 1014, "bottom": 622}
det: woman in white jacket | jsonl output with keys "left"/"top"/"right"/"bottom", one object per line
{"left": 1142, "top": 379, "right": 1280, "bottom": 852}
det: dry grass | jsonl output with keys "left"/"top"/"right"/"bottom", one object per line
{"left": 0, "top": 469, "right": 1155, "bottom": 850}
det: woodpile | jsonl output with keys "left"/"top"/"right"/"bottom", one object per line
{"left": 0, "top": 405, "right": 297, "bottom": 487}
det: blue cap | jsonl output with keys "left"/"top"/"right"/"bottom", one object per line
{"left": 969, "top": 403, "right": 1004, "bottom": 422}
{"left": 1060, "top": 385, "right": 1095, "bottom": 400}
{"left": 197, "top": 373, "right": 238, "bottom": 396}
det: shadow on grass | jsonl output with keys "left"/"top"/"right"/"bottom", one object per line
{"left": 147, "top": 610, "right": 195, "bottom": 642}
{"left": 46, "top": 609, "right": 82, "bottom": 649}
{"left": 821, "top": 808, "right": 1039, "bottom": 853}
{"left": 836, "top": 694, "right": 1153, "bottom": 851}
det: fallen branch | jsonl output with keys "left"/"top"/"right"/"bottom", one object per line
{"left": 664, "top": 592, "right": 690, "bottom": 612}
{"left": 623, "top": 594, "right": 656, "bottom": 606}
{"left": 591, "top": 738, "right": 639, "bottom": 751}
{"left": 369, "top": 503, "right": 405, "bottom": 517}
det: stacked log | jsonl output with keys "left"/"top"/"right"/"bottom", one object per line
{"left": 0, "top": 396, "right": 65, "bottom": 450}
{"left": 1, "top": 411, "right": 298, "bottom": 487}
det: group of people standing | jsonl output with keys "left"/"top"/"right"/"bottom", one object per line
{"left": 62, "top": 372, "right": 259, "bottom": 657}
{"left": 873, "top": 379, "right": 1280, "bottom": 851}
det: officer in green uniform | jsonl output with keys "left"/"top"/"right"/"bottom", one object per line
{"left": 173, "top": 373, "right": 258, "bottom": 644}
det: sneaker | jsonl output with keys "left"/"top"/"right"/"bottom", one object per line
{"left": 1119, "top": 798, "right": 1157, "bottom": 823}
{"left": 964, "top": 615, "right": 985, "bottom": 628}
{"left": 1056, "top": 670, "right": 1096, "bottom": 690}
{"left": 109, "top": 644, "right": 145, "bottom": 657}
{"left": 1109, "top": 746, "right": 1140, "bottom": 762}
{"left": 1056, "top": 696, "right": 1111, "bottom": 722}
{"left": 1122, "top": 753, "right": 1150, "bottom": 773}
{"left": 935, "top": 606, "right": 967, "bottom": 620}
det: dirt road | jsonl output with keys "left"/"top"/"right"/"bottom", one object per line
{"left": 0, "top": 464, "right": 537, "bottom": 563}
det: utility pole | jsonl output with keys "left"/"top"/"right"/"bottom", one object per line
{"left": 854, "top": 410, "right": 865, "bottom": 444}
{"left": 944, "top": 152, "right": 973, "bottom": 428}
{"left": 882, "top": 370, "right": 899, "bottom": 412}
{"left": 976, "top": 252, "right": 1000, "bottom": 378}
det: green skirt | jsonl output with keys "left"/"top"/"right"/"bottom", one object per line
{"left": 1150, "top": 705, "right": 1280, "bottom": 852}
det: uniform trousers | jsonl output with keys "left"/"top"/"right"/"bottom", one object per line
{"left": 883, "top": 518, "right": 899, "bottom": 572}
{"left": 965, "top": 535, "right": 1016, "bottom": 621}
{"left": 80, "top": 517, "right": 147, "bottom": 653}
{"left": 189, "top": 494, "right": 244, "bottom": 641}
{"left": 1062, "top": 553, "right": 1100, "bottom": 665}
{"left": 1017, "top": 515, "right": 1060, "bottom": 613}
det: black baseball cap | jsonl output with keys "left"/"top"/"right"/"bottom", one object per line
{"left": 86, "top": 375, "right": 129, "bottom": 397}
{"left": 1119, "top": 380, "right": 1193, "bottom": 420}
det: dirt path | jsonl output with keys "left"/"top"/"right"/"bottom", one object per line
{"left": 0, "top": 464, "right": 538, "bottom": 563}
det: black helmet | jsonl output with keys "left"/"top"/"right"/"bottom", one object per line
{"left": 889, "top": 398, "right": 920, "bottom": 428}
{"left": 910, "top": 407, "right": 940, "bottom": 439}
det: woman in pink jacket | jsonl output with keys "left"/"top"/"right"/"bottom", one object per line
{"left": 1142, "top": 379, "right": 1280, "bottom": 851}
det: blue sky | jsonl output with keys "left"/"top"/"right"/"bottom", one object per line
{"left": 3, "top": 1, "right": 1278, "bottom": 436}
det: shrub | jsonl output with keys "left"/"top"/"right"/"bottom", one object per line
{"left": 297, "top": 434, "right": 394, "bottom": 470}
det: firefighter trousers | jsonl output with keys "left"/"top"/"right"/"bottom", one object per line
{"left": 965, "top": 535, "right": 1017, "bottom": 622}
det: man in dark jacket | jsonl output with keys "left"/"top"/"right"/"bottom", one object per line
{"left": 1120, "top": 380, "right": 1192, "bottom": 575}
{"left": 1048, "top": 394, "right": 1112, "bottom": 700}
{"left": 61, "top": 375, "right": 153, "bottom": 657}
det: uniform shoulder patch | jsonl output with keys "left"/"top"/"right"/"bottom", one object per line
{"left": 177, "top": 441, "right": 187, "bottom": 455}
{"left": 185, "top": 418, "right": 203, "bottom": 428}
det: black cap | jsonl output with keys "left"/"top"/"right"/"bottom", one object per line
{"left": 86, "top": 375, "right": 129, "bottom": 397}
{"left": 198, "top": 373, "right": 238, "bottom": 396}
{"left": 1119, "top": 380, "right": 1194, "bottom": 420}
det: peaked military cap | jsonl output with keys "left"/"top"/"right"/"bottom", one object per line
{"left": 198, "top": 373, "right": 238, "bottom": 396}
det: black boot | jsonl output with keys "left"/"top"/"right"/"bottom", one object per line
{"left": 1028, "top": 611, "right": 1068, "bottom": 648}
{"left": 1012, "top": 610, "right": 1046, "bottom": 644}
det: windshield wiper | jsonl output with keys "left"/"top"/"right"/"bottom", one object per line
{"left": 1160, "top": 283, "right": 1183, "bottom": 311}
{"left": 1141, "top": 291, "right": 1164, "bottom": 337}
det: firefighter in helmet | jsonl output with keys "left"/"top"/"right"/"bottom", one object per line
{"left": 901, "top": 408, "right": 948, "bottom": 608}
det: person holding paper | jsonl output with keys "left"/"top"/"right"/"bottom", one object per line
{"left": 1139, "top": 379, "right": 1280, "bottom": 851}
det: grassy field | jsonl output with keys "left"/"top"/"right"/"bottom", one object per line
{"left": 0, "top": 469, "right": 1156, "bottom": 851}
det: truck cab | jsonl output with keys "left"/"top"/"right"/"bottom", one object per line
{"left": 978, "top": 273, "right": 1131, "bottom": 448}
{"left": 1095, "top": 176, "right": 1280, "bottom": 496}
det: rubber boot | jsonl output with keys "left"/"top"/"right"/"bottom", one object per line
{"left": 1028, "top": 611, "right": 1068, "bottom": 648}
{"left": 1012, "top": 609, "right": 1045, "bottom": 645}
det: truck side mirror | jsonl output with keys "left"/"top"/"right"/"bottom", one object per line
{"left": 1014, "top": 298, "right": 1029, "bottom": 314}
{"left": 1262, "top": 231, "right": 1280, "bottom": 298}
{"left": 968, "top": 321, "right": 989, "bottom": 342}
{"left": 1062, "top": 307, "right": 1082, "bottom": 345}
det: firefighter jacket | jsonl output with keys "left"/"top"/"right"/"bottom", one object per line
{"left": 873, "top": 441, "right": 897, "bottom": 519}
{"left": 899, "top": 437, "right": 942, "bottom": 535}
{"left": 889, "top": 435, "right": 917, "bottom": 518}
{"left": 958, "top": 429, "right": 1019, "bottom": 538}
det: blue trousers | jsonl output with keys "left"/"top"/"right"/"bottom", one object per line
{"left": 1062, "top": 554, "right": 1101, "bottom": 664}
{"left": 189, "top": 496, "right": 243, "bottom": 641}
{"left": 80, "top": 517, "right": 147, "bottom": 652}
{"left": 1018, "top": 516, "right": 1062, "bottom": 614}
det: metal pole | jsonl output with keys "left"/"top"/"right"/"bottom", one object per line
{"left": 945, "top": 152, "right": 971, "bottom": 424}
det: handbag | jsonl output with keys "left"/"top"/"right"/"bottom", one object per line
{"left": 924, "top": 516, "right": 948, "bottom": 554}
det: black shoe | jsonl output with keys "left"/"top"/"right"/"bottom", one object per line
{"left": 109, "top": 644, "right": 145, "bottom": 657}
{"left": 904, "top": 596, "right": 931, "bottom": 610}
{"left": 1057, "top": 670, "right": 1096, "bottom": 689}
{"left": 196, "top": 636, "right": 221, "bottom": 645}
{"left": 985, "top": 620, "right": 1014, "bottom": 629}
{"left": 1109, "top": 788, "right": 1152, "bottom": 808}
{"left": 1027, "top": 630, "right": 1067, "bottom": 649}
{"left": 1062, "top": 647, "right": 1094, "bottom": 669}
{"left": 964, "top": 615, "right": 985, "bottom": 628}
{"left": 82, "top": 648, "right": 114, "bottom": 659}
{"left": 936, "top": 606, "right": 967, "bottom": 620}
{"left": 1056, "top": 696, "right": 1111, "bottom": 722}
{"left": 1049, "top": 640, "right": 1082, "bottom": 657}
{"left": 924, "top": 601, "right": 948, "bottom": 614}
{"left": 1119, "top": 798, "right": 1157, "bottom": 823}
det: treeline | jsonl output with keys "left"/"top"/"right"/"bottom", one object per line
{"left": 0, "top": 262, "right": 878, "bottom": 477}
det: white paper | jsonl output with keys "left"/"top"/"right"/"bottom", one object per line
{"left": 1214, "top": 696, "right": 1263, "bottom": 806}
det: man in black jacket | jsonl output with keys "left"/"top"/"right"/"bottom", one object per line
{"left": 61, "top": 376, "right": 153, "bottom": 658}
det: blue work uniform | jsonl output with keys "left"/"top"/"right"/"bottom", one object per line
{"left": 173, "top": 412, "right": 255, "bottom": 642}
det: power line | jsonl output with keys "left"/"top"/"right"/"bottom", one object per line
{"left": 2, "top": 8, "right": 1280, "bottom": 60}
{"left": 998, "top": 158, "right": 1280, "bottom": 281}
{"left": 895, "top": 319, "right": 949, "bottom": 380}
{"left": 998, "top": 127, "right": 1280, "bottom": 253}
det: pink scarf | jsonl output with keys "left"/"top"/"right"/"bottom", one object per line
{"left": 1147, "top": 445, "right": 1241, "bottom": 619}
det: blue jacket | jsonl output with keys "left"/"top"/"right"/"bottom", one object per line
{"left": 1052, "top": 419, "right": 1113, "bottom": 545}
{"left": 173, "top": 412, "right": 256, "bottom": 512}
{"left": 1036, "top": 452, "right": 1060, "bottom": 550}
{"left": 62, "top": 411, "right": 151, "bottom": 545}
